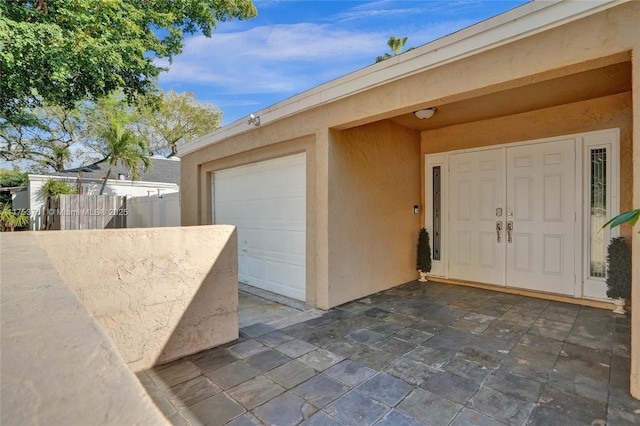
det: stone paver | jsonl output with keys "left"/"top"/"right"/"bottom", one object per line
{"left": 179, "top": 393, "right": 245, "bottom": 426}
{"left": 275, "top": 339, "right": 317, "bottom": 358}
{"left": 375, "top": 409, "right": 426, "bottom": 426}
{"left": 139, "top": 281, "right": 638, "bottom": 426}
{"left": 469, "top": 386, "right": 534, "bottom": 425}
{"left": 397, "top": 388, "right": 462, "bottom": 426}
{"left": 291, "top": 373, "right": 349, "bottom": 409}
{"left": 252, "top": 392, "right": 316, "bottom": 425}
{"left": 165, "top": 375, "right": 222, "bottom": 410}
{"left": 265, "top": 360, "right": 316, "bottom": 389}
{"left": 243, "top": 348, "right": 291, "bottom": 372}
{"left": 206, "top": 361, "right": 260, "bottom": 390}
{"left": 189, "top": 347, "right": 238, "bottom": 373}
{"left": 324, "top": 391, "right": 388, "bottom": 426}
{"left": 324, "top": 360, "right": 376, "bottom": 387}
{"left": 420, "top": 371, "right": 479, "bottom": 405}
{"left": 297, "top": 348, "right": 345, "bottom": 372}
{"left": 227, "top": 375, "right": 285, "bottom": 410}
{"left": 146, "top": 361, "right": 202, "bottom": 390}
{"left": 356, "top": 373, "right": 412, "bottom": 407}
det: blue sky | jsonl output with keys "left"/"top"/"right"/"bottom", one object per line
{"left": 158, "top": 0, "right": 530, "bottom": 125}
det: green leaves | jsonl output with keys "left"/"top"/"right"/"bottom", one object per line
{"left": 602, "top": 209, "right": 640, "bottom": 231}
{"left": 0, "top": 0, "right": 257, "bottom": 118}
{"left": 97, "top": 119, "right": 152, "bottom": 194}
{"left": 131, "top": 90, "right": 222, "bottom": 157}
{"left": 1, "top": 88, "right": 221, "bottom": 172}
{"left": 375, "top": 36, "right": 412, "bottom": 63}
{"left": 41, "top": 178, "right": 77, "bottom": 197}
{"left": 0, "top": 202, "right": 30, "bottom": 231}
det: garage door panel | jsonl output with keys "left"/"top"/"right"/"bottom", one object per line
{"left": 244, "top": 228, "right": 264, "bottom": 250}
{"left": 289, "top": 231, "right": 305, "bottom": 257}
{"left": 288, "top": 198, "right": 305, "bottom": 223}
{"left": 214, "top": 153, "right": 306, "bottom": 301}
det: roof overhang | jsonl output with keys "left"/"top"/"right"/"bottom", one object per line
{"left": 179, "top": 0, "right": 630, "bottom": 157}
{"left": 26, "top": 174, "right": 180, "bottom": 189}
{"left": 0, "top": 186, "right": 27, "bottom": 194}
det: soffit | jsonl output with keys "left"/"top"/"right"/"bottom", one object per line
{"left": 388, "top": 61, "right": 631, "bottom": 132}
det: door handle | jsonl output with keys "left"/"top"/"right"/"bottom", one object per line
{"left": 496, "top": 221, "right": 502, "bottom": 243}
{"left": 507, "top": 221, "right": 513, "bottom": 243}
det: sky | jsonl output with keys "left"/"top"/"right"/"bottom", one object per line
{"left": 157, "top": 0, "right": 530, "bottom": 126}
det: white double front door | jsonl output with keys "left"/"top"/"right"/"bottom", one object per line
{"left": 449, "top": 139, "right": 576, "bottom": 295}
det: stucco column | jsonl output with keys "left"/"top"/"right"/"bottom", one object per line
{"left": 631, "top": 51, "right": 640, "bottom": 400}
{"left": 180, "top": 154, "right": 200, "bottom": 226}
{"left": 314, "top": 129, "right": 331, "bottom": 310}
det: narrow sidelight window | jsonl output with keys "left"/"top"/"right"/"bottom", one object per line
{"left": 432, "top": 166, "right": 441, "bottom": 261}
{"left": 589, "top": 148, "right": 607, "bottom": 278}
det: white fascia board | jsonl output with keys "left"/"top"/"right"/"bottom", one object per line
{"left": 179, "top": 0, "right": 629, "bottom": 157}
{"left": 27, "top": 174, "right": 179, "bottom": 189}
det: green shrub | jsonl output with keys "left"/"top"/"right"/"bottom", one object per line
{"left": 0, "top": 203, "right": 29, "bottom": 231}
{"left": 416, "top": 228, "right": 432, "bottom": 273}
{"left": 606, "top": 237, "right": 631, "bottom": 300}
{"left": 41, "top": 178, "right": 77, "bottom": 197}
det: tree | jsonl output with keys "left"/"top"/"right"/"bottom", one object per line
{"left": 1, "top": 89, "right": 222, "bottom": 172}
{"left": 0, "top": 169, "right": 28, "bottom": 205}
{"left": 97, "top": 120, "right": 152, "bottom": 195}
{"left": 0, "top": 103, "right": 88, "bottom": 172}
{"left": 376, "top": 36, "right": 412, "bottom": 63}
{"left": 0, "top": 169, "right": 27, "bottom": 188}
{"left": 131, "top": 90, "right": 223, "bottom": 157}
{"left": 0, "top": 0, "right": 257, "bottom": 120}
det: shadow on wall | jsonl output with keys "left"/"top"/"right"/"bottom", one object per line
{"left": 34, "top": 225, "right": 239, "bottom": 372}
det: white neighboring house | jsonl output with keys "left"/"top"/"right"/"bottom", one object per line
{"left": 26, "top": 156, "right": 180, "bottom": 230}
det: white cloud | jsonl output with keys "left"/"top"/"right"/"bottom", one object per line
{"left": 157, "top": 1, "right": 527, "bottom": 122}
{"left": 159, "top": 22, "right": 388, "bottom": 95}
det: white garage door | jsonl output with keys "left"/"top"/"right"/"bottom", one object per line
{"left": 213, "top": 153, "right": 306, "bottom": 301}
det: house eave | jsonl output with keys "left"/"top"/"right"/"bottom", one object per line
{"left": 27, "top": 174, "right": 180, "bottom": 189}
{"left": 178, "top": 0, "right": 630, "bottom": 157}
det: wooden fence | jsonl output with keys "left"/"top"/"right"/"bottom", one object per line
{"left": 43, "top": 195, "right": 127, "bottom": 230}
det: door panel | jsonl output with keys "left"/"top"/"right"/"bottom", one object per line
{"left": 448, "top": 139, "right": 576, "bottom": 296}
{"left": 449, "top": 150, "right": 505, "bottom": 285}
{"left": 505, "top": 140, "right": 576, "bottom": 294}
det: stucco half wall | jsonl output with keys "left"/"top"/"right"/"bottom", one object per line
{"left": 34, "top": 225, "right": 238, "bottom": 372}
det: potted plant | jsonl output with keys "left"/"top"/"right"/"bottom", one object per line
{"left": 416, "top": 228, "right": 431, "bottom": 282}
{"left": 605, "top": 237, "right": 631, "bottom": 314}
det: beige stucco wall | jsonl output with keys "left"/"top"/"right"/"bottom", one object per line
{"left": 327, "top": 121, "right": 421, "bottom": 307}
{"left": 34, "top": 226, "right": 238, "bottom": 372}
{"left": 1, "top": 233, "right": 169, "bottom": 425}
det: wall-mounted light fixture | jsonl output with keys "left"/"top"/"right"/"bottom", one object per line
{"left": 248, "top": 113, "right": 260, "bottom": 127}
{"left": 413, "top": 107, "right": 437, "bottom": 120}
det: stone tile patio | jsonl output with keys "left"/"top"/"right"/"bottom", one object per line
{"left": 138, "top": 281, "right": 639, "bottom": 425}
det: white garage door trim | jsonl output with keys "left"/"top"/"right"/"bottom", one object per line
{"left": 213, "top": 153, "right": 306, "bottom": 301}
